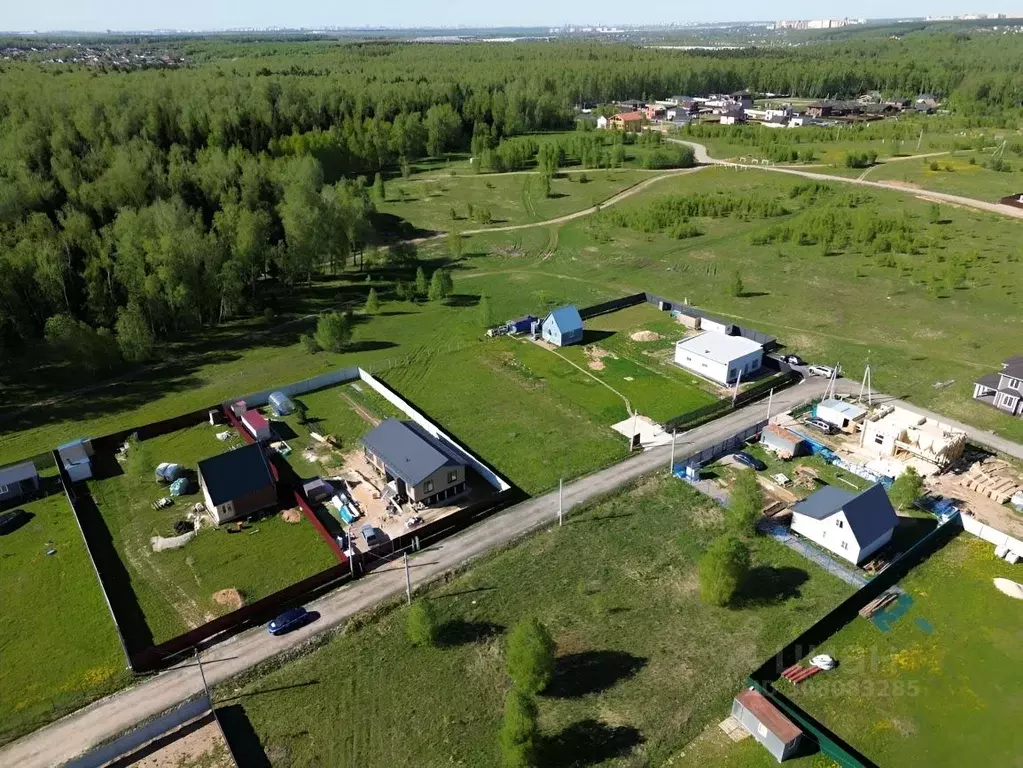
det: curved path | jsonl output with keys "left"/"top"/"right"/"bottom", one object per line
{"left": 671, "top": 139, "right": 1023, "bottom": 219}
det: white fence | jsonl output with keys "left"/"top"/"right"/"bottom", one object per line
{"left": 358, "top": 370, "right": 511, "bottom": 492}
{"left": 960, "top": 513, "right": 1023, "bottom": 555}
{"left": 229, "top": 366, "right": 361, "bottom": 409}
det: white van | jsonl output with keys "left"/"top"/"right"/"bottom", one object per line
{"left": 807, "top": 364, "right": 837, "bottom": 378}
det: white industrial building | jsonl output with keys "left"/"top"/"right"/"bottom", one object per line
{"left": 674, "top": 332, "right": 763, "bottom": 385}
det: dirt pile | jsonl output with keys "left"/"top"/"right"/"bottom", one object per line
{"left": 213, "top": 588, "right": 245, "bottom": 610}
{"left": 280, "top": 508, "right": 302, "bottom": 523}
{"left": 630, "top": 330, "right": 662, "bottom": 342}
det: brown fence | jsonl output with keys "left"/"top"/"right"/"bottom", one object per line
{"left": 577, "top": 293, "right": 646, "bottom": 320}
{"left": 90, "top": 406, "right": 219, "bottom": 455}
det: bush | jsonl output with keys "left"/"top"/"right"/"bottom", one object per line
{"left": 364, "top": 287, "right": 380, "bottom": 314}
{"left": 506, "top": 617, "right": 556, "bottom": 694}
{"left": 300, "top": 333, "right": 320, "bottom": 354}
{"left": 313, "top": 311, "right": 352, "bottom": 353}
{"left": 115, "top": 302, "right": 155, "bottom": 363}
{"left": 727, "top": 469, "right": 764, "bottom": 533}
{"left": 699, "top": 535, "right": 750, "bottom": 607}
{"left": 44, "top": 313, "right": 121, "bottom": 375}
{"left": 405, "top": 600, "right": 439, "bottom": 647}
{"left": 498, "top": 690, "right": 539, "bottom": 768}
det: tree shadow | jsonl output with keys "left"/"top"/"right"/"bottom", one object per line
{"left": 444, "top": 294, "right": 481, "bottom": 308}
{"left": 269, "top": 420, "right": 299, "bottom": 440}
{"left": 539, "top": 719, "right": 643, "bottom": 767}
{"left": 732, "top": 566, "right": 809, "bottom": 607}
{"left": 345, "top": 341, "right": 398, "bottom": 353}
{"left": 544, "top": 650, "right": 647, "bottom": 698}
{"left": 0, "top": 509, "right": 34, "bottom": 535}
{"left": 216, "top": 704, "right": 272, "bottom": 768}
{"left": 436, "top": 619, "right": 505, "bottom": 647}
{"left": 736, "top": 291, "right": 770, "bottom": 298}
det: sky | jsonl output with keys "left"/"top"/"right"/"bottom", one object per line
{"left": 4, "top": 0, "right": 1021, "bottom": 33}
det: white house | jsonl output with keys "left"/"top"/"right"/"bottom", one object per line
{"left": 596, "top": 115, "right": 609, "bottom": 129}
{"left": 674, "top": 332, "right": 763, "bottom": 385}
{"left": 815, "top": 399, "right": 867, "bottom": 432}
{"left": 790, "top": 484, "right": 897, "bottom": 565}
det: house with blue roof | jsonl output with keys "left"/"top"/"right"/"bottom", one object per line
{"left": 541, "top": 306, "right": 584, "bottom": 347}
{"left": 790, "top": 483, "right": 897, "bottom": 565}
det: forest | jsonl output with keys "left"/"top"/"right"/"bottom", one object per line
{"left": 1, "top": 29, "right": 1022, "bottom": 372}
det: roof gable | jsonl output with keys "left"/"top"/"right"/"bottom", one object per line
{"left": 792, "top": 485, "right": 856, "bottom": 520}
{"left": 0, "top": 461, "right": 38, "bottom": 486}
{"left": 545, "top": 306, "right": 583, "bottom": 334}
{"left": 842, "top": 483, "right": 898, "bottom": 547}
{"left": 361, "top": 419, "right": 462, "bottom": 487}
{"left": 198, "top": 443, "right": 275, "bottom": 506}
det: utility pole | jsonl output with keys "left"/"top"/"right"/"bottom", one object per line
{"left": 630, "top": 410, "right": 639, "bottom": 451}
{"left": 558, "top": 479, "right": 564, "bottom": 527}
{"left": 195, "top": 649, "right": 211, "bottom": 702}
{"left": 859, "top": 365, "right": 873, "bottom": 406}
{"left": 732, "top": 368, "right": 743, "bottom": 407}
{"left": 403, "top": 552, "right": 412, "bottom": 605}
{"left": 669, "top": 430, "right": 677, "bottom": 475}
{"left": 766, "top": 388, "right": 774, "bottom": 421}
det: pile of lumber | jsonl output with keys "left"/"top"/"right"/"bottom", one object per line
{"left": 859, "top": 590, "right": 899, "bottom": 619}
{"left": 958, "top": 458, "right": 1023, "bottom": 504}
{"left": 781, "top": 664, "right": 822, "bottom": 685}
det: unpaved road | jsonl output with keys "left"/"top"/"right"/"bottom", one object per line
{"left": 671, "top": 139, "right": 1023, "bottom": 219}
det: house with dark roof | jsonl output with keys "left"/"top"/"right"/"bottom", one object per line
{"left": 541, "top": 306, "right": 584, "bottom": 347}
{"left": 973, "top": 356, "right": 1023, "bottom": 418}
{"left": 361, "top": 419, "right": 467, "bottom": 507}
{"left": 0, "top": 461, "right": 40, "bottom": 503}
{"left": 198, "top": 443, "right": 277, "bottom": 525}
{"left": 790, "top": 483, "right": 897, "bottom": 565}
{"left": 731, "top": 688, "right": 802, "bottom": 762}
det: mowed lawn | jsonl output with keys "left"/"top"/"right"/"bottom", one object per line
{"left": 788, "top": 534, "right": 1023, "bottom": 767}
{"left": 377, "top": 169, "right": 650, "bottom": 233}
{"left": 0, "top": 493, "right": 130, "bottom": 746}
{"left": 89, "top": 424, "right": 337, "bottom": 644}
{"left": 223, "top": 475, "right": 853, "bottom": 768}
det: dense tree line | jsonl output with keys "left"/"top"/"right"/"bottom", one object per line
{"left": 1, "top": 31, "right": 1021, "bottom": 363}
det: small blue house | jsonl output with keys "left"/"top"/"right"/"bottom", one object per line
{"left": 541, "top": 306, "right": 584, "bottom": 347}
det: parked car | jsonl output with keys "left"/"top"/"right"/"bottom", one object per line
{"left": 267, "top": 606, "right": 311, "bottom": 636}
{"left": 807, "top": 364, "right": 837, "bottom": 378}
{"left": 804, "top": 417, "right": 838, "bottom": 435}
{"left": 361, "top": 523, "right": 379, "bottom": 546}
{"left": 783, "top": 354, "right": 806, "bottom": 366}
{"left": 733, "top": 452, "right": 767, "bottom": 471}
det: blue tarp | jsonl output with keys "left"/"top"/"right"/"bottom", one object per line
{"left": 338, "top": 505, "right": 355, "bottom": 524}
{"left": 168, "top": 478, "right": 189, "bottom": 497}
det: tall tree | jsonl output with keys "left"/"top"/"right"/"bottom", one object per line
{"left": 505, "top": 617, "right": 556, "bottom": 695}
{"left": 699, "top": 535, "right": 750, "bottom": 607}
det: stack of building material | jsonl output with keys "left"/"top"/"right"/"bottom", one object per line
{"left": 859, "top": 590, "right": 899, "bottom": 619}
{"left": 781, "top": 664, "right": 822, "bottom": 685}
{"left": 958, "top": 458, "right": 1023, "bottom": 504}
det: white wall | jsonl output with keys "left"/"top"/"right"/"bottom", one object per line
{"left": 791, "top": 510, "right": 862, "bottom": 564}
{"left": 961, "top": 513, "right": 1023, "bottom": 555}
{"left": 674, "top": 346, "right": 760, "bottom": 385}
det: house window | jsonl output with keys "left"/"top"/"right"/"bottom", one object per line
{"left": 448, "top": 471, "right": 458, "bottom": 484}
{"left": 424, "top": 480, "right": 434, "bottom": 493}
{"left": 1008, "top": 378, "right": 1021, "bottom": 389}
{"left": 757, "top": 722, "right": 769, "bottom": 738}
{"left": 841, "top": 541, "right": 848, "bottom": 550}
{"left": 0, "top": 484, "right": 7, "bottom": 495}
{"left": 836, "top": 519, "right": 843, "bottom": 528}
{"left": 874, "top": 434, "right": 884, "bottom": 445}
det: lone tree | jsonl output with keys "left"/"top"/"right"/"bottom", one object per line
{"left": 372, "top": 171, "right": 386, "bottom": 202}
{"left": 889, "top": 466, "right": 924, "bottom": 510}
{"left": 313, "top": 311, "right": 352, "bottom": 353}
{"left": 414, "top": 266, "right": 428, "bottom": 298}
{"left": 727, "top": 469, "right": 764, "bottom": 534}
{"left": 478, "top": 293, "right": 494, "bottom": 328}
{"left": 506, "top": 617, "right": 556, "bottom": 695}
{"left": 115, "top": 302, "right": 155, "bottom": 363}
{"left": 699, "top": 534, "right": 750, "bottom": 607}
{"left": 447, "top": 229, "right": 463, "bottom": 258}
{"left": 365, "top": 287, "right": 380, "bottom": 314}
{"left": 429, "top": 269, "right": 454, "bottom": 301}
{"left": 405, "top": 599, "right": 439, "bottom": 647}
{"left": 499, "top": 690, "right": 539, "bottom": 768}
{"left": 730, "top": 270, "right": 745, "bottom": 297}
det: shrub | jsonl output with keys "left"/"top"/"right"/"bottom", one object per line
{"left": 365, "top": 287, "right": 380, "bottom": 314}
{"left": 313, "top": 312, "right": 351, "bottom": 352}
{"left": 699, "top": 535, "right": 750, "bottom": 607}
{"left": 300, "top": 333, "right": 320, "bottom": 354}
{"left": 498, "top": 690, "right": 539, "bottom": 768}
{"left": 727, "top": 469, "right": 764, "bottom": 534}
{"left": 888, "top": 466, "right": 924, "bottom": 510}
{"left": 506, "top": 617, "right": 556, "bottom": 694}
{"left": 405, "top": 600, "right": 439, "bottom": 647}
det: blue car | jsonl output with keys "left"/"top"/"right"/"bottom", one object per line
{"left": 734, "top": 452, "right": 767, "bottom": 471}
{"left": 267, "top": 606, "right": 310, "bottom": 636}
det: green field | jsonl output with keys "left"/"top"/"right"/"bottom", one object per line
{"left": 787, "top": 534, "right": 1023, "bottom": 767}
{"left": 221, "top": 474, "right": 853, "bottom": 767}
{"left": 377, "top": 169, "right": 651, "bottom": 234}
{"left": 88, "top": 425, "right": 338, "bottom": 644}
{"left": 0, "top": 493, "right": 131, "bottom": 746}
{"left": 865, "top": 151, "right": 1023, "bottom": 200}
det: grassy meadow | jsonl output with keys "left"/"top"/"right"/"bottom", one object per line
{"left": 88, "top": 425, "right": 338, "bottom": 644}
{"left": 221, "top": 475, "right": 853, "bottom": 767}
{"left": 788, "top": 534, "right": 1023, "bottom": 767}
{"left": 865, "top": 150, "right": 1023, "bottom": 200}
{"left": 0, "top": 493, "right": 131, "bottom": 746}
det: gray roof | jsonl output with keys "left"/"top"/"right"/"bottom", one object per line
{"left": 976, "top": 373, "right": 1003, "bottom": 389}
{"left": 198, "top": 443, "right": 275, "bottom": 506}
{"left": 1000, "top": 360, "right": 1023, "bottom": 380}
{"left": 793, "top": 483, "right": 897, "bottom": 547}
{"left": 361, "top": 419, "right": 462, "bottom": 487}
{"left": 0, "top": 461, "right": 38, "bottom": 486}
